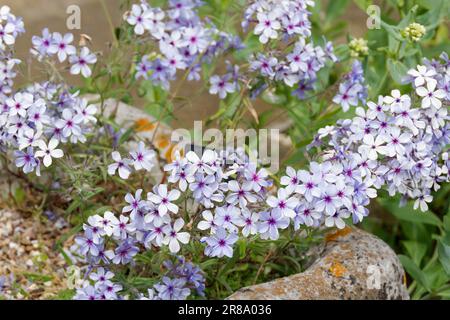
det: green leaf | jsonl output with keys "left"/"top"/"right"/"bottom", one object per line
{"left": 51, "top": 289, "right": 75, "bottom": 300}
{"left": 326, "top": 0, "right": 350, "bottom": 23}
{"left": 387, "top": 59, "right": 408, "bottom": 84}
{"left": 379, "top": 198, "right": 442, "bottom": 227}
{"left": 13, "top": 186, "right": 26, "bottom": 205}
{"left": 402, "top": 241, "right": 427, "bottom": 266}
{"left": 353, "top": 0, "right": 372, "bottom": 11}
{"left": 438, "top": 239, "right": 450, "bottom": 277}
{"left": 398, "top": 255, "right": 431, "bottom": 291}
{"left": 437, "top": 287, "right": 450, "bottom": 299}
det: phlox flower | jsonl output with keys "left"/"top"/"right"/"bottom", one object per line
{"left": 148, "top": 184, "right": 181, "bottom": 215}
{"left": 6, "top": 92, "right": 33, "bottom": 117}
{"left": 14, "top": 147, "right": 39, "bottom": 174}
{"left": 55, "top": 109, "right": 83, "bottom": 138}
{"left": 209, "top": 75, "right": 236, "bottom": 100}
{"left": 112, "top": 240, "right": 139, "bottom": 264}
{"left": 226, "top": 180, "right": 256, "bottom": 208}
{"left": 407, "top": 65, "right": 436, "bottom": 87}
{"left": 258, "top": 209, "right": 289, "bottom": 241}
{"left": 315, "top": 184, "right": 342, "bottom": 216}
{"left": 197, "top": 210, "right": 218, "bottom": 233}
{"left": 108, "top": 151, "right": 133, "bottom": 179}
{"left": 129, "top": 141, "right": 156, "bottom": 171}
{"left": 123, "top": 189, "right": 145, "bottom": 216}
{"left": 243, "top": 163, "right": 269, "bottom": 192}
{"left": 266, "top": 188, "right": 298, "bottom": 218}
{"left": 69, "top": 47, "right": 97, "bottom": 78}
{"left": 324, "top": 210, "right": 350, "bottom": 229}
{"left": 127, "top": 4, "right": 153, "bottom": 35}
{"left": 358, "top": 134, "right": 386, "bottom": 160}
{"left": 154, "top": 277, "right": 190, "bottom": 300}
{"left": 235, "top": 208, "right": 259, "bottom": 237}
{"left": 204, "top": 227, "right": 238, "bottom": 258}
{"left": 48, "top": 32, "right": 76, "bottom": 62}
{"left": 416, "top": 80, "right": 446, "bottom": 109}
{"left": 280, "top": 166, "right": 301, "bottom": 194}
{"left": 214, "top": 206, "right": 240, "bottom": 232}
{"left": 34, "top": 138, "right": 64, "bottom": 167}
{"left": 254, "top": 11, "right": 281, "bottom": 44}
{"left": 163, "top": 218, "right": 190, "bottom": 253}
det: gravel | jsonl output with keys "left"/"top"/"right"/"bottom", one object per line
{"left": 0, "top": 209, "right": 72, "bottom": 299}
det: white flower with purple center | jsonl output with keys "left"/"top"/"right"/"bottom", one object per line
{"left": 295, "top": 170, "right": 321, "bottom": 202}
{"left": 186, "top": 150, "right": 217, "bottom": 175}
{"left": 129, "top": 141, "right": 156, "bottom": 171}
{"left": 280, "top": 166, "right": 302, "bottom": 194}
{"left": 148, "top": 184, "right": 181, "bottom": 215}
{"left": 55, "top": 109, "right": 83, "bottom": 138}
{"left": 123, "top": 189, "right": 145, "bottom": 216}
{"left": 204, "top": 227, "right": 238, "bottom": 258}
{"left": 108, "top": 151, "right": 133, "bottom": 179}
{"left": 162, "top": 218, "right": 190, "bottom": 253}
{"left": 407, "top": 65, "right": 437, "bottom": 87}
{"left": 324, "top": 210, "right": 350, "bottom": 229}
{"left": 258, "top": 209, "right": 289, "bottom": 241}
{"left": 266, "top": 188, "right": 298, "bottom": 218}
{"left": 34, "top": 138, "right": 64, "bottom": 167}
{"left": 243, "top": 163, "right": 269, "bottom": 192}
{"left": 197, "top": 210, "right": 218, "bottom": 234}
{"left": 214, "top": 206, "right": 240, "bottom": 232}
{"left": 69, "top": 47, "right": 97, "bottom": 78}
{"left": 235, "top": 208, "right": 259, "bottom": 237}
{"left": 6, "top": 92, "right": 33, "bottom": 117}
{"left": 254, "top": 11, "right": 281, "bottom": 44}
{"left": 358, "top": 134, "right": 386, "bottom": 160}
{"left": 226, "top": 180, "right": 256, "bottom": 208}
{"left": 416, "top": 80, "right": 446, "bottom": 109}
{"left": 315, "top": 184, "right": 342, "bottom": 216}
{"left": 14, "top": 147, "right": 39, "bottom": 174}
{"left": 293, "top": 203, "right": 321, "bottom": 228}
{"left": 127, "top": 4, "right": 153, "bottom": 35}
{"left": 209, "top": 75, "right": 236, "bottom": 99}
{"left": 48, "top": 32, "right": 76, "bottom": 62}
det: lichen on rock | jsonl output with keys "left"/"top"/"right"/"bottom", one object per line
{"left": 228, "top": 227, "right": 409, "bottom": 300}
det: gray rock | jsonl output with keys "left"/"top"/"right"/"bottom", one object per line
{"left": 228, "top": 227, "right": 409, "bottom": 300}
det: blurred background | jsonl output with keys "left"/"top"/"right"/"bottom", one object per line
{"left": 4, "top": 0, "right": 367, "bottom": 129}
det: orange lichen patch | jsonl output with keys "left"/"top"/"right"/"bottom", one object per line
{"left": 329, "top": 261, "right": 347, "bottom": 278}
{"left": 325, "top": 227, "right": 352, "bottom": 242}
{"left": 135, "top": 118, "right": 156, "bottom": 132}
{"left": 164, "top": 144, "right": 185, "bottom": 162}
{"left": 155, "top": 135, "right": 170, "bottom": 149}
{"left": 164, "top": 144, "right": 175, "bottom": 162}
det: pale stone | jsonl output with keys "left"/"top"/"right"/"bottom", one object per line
{"left": 228, "top": 227, "right": 409, "bottom": 300}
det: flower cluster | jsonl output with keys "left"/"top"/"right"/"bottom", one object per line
{"left": 74, "top": 256, "right": 205, "bottom": 300}
{"left": 401, "top": 22, "right": 426, "bottom": 43}
{"left": 333, "top": 60, "right": 368, "bottom": 112}
{"left": 74, "top": 57, "right": 448, "bottom": 299}
{"left": 127, "top": 1, "right": 337, "bottom": 101}
{"left": 31, "top": 29, "right": 97, "bottom": 77}
{"left": 127, "top": 0, "right": 241, "bottom": 90}
{"left": 107, "top": 141, "right": 157, "bottom": 179}
{"left": 0, "top": 6, "right": 98, "bottom": 176}
{"left": 312, "top": 55, "right": 448, "bottom": 217}
{"left": 243, "top": 0, "right": 315, "bottom": 42}
{"left": 245, "top": 1, "right": 337, "bottom": 100}
{"left": 72, "top": 182, "right": 205, "bottom": 300}
{"left": 348, "top": 38, "right": 369, "bottom": 58}
{"left": 0, "top": 6, "right": 24, "bottom": 51}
